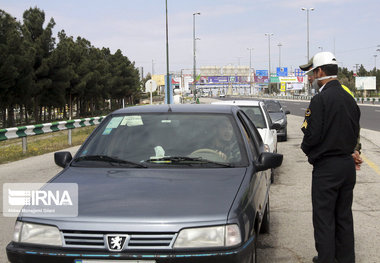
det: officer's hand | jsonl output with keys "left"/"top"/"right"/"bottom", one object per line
{"left": 352, "top": 150, "right": 363, "bottom": 170}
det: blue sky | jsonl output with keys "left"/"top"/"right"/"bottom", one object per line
{"left": 2, "top": 0, "right": 380, "bottom": 76}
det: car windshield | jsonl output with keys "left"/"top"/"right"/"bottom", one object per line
{"left": 239, "top": 106, "right": 267, "bottom": 129}
{"left": 74, "top": 113, "right": 248, "bottom": 167}
{"left": 265, "top": 101, "right": 282, "bottom": 113}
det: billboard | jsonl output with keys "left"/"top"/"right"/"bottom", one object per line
{"left": 256, "top": 70, "right": 268, "bottom": 77}
{"left": 255, "top": 76, "right": 269, "bottom": 83}
{"left": 355, "top": 76, "right": 376, "bottom": 90}
{"left": 200, "top": 76, "right": 249, "bottom": 84}
{"left": 294, "top": 68, "right": 305, "bottom": 77}
{"left": 276, "top": 67, "right": 288, "bottom": 77}
{"left": 287, "top": 83, "right": 304, "bottom": 90}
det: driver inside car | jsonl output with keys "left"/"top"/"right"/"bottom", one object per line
{"left": 209, "top": 118, "right": 241, "bottom": 162}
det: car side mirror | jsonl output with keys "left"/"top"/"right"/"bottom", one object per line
{"left": 54, "top": 151, "right": 72, "bottom": 168}
{"left": 285, "top": 110, "right": 290, "bottom": 115}
{"left": 271, "top": 123, "right": 282, "bottom": 130}
{"left": 255, "top": 152, "right": 283, "bottom": 172}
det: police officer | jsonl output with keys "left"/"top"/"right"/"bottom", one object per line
{"left": 300, "top": 58, "right": 363, "bottom": 170}
{"left": 300, "top": 52, "right": 360, "bottom": 263}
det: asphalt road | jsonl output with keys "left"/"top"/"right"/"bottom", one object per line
{"left": 1, "top": 104, "right": 379, "bottom": 262}
{"left": 266, "top": 99, "right": 380, "bottom": 132}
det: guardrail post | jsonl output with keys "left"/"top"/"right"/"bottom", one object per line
{"left": 22, "top": 137, "right": 27, "bottom": 154}
{"left": 68, "top": 129, "right": 72, "bottom": 146}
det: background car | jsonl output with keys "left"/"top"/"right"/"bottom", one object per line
{"left": 7, "top": 104, "right": 283, "bottom": 263}
{"left": 262, "top": 100, "right": 290, "bottom": 141}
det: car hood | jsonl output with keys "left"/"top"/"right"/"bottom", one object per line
{"left": 269, "top": 112, "right": 284, "bottom": 122}
{"left": 39, "top": 167, "right": 247, "bottom": 227}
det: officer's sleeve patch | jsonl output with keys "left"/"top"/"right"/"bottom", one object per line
{"left": 305, "top": 108, "right": 311, "bottom": 117}
{"left": 301, "top": 120, "right": 308, "bottom": 130}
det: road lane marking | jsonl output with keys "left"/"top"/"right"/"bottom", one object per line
{"left": 301, "top": 108, "right": 307, "bottom": 111}
{"left": 375, "top": 110, "right": 380, "bottom": 113}
{"left": 361, "top": 153, "right": 380, "bottom": 176}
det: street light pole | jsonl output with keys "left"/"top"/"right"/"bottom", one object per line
{"left": 301, "top": 7, "right": 314, "bottom": 61}
{"left": 247, "top": 48, "right": 254, "bottom": 95}
{"left": 265, "top": 33, "right": 274, "bottom": 94}
{"left": 193, "top": 12, "right": 201, "bottom": 101}
{"left": 165, "top": 0, "right": 171, "bottom": 104}
{"left": 301, "top": 7, "right": 314, "bottom": 95}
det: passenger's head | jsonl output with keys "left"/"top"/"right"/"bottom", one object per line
{"left": 216, "top": 118, "right": 234, "bottom": 142}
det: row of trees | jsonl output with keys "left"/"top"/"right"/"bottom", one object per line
{"left": 1, "top": 7, "right": 142, "bottom": 128}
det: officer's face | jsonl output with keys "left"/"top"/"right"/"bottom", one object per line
{"left": 313, "top": 68, "right": 323, "bottom": 87}
{"left": 307, "top": 72, "right": 315, "bottom": 83}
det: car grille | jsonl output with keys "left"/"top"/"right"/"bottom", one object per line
{"left": 62, "top": 230, "right": 177, "bottom": 250}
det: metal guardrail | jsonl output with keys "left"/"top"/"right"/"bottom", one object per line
{"left": 0, "top": 117, "right": 105, "bottom": 153}
{"left": 233, "top": 94, "right": 380, "bottom": 103}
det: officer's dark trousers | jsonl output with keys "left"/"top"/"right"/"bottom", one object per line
{"left": 312, "top": 155, "right": 356, "bottom": 263}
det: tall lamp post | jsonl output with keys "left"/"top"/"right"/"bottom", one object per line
{"left": 301, "top": 7, "right": 314, "bottom": 61}
{"left": 247, "top": 48, "right": 254, "bottom": 95}
{"left": 265, "top": 33, "right": 274, "bottom": 94}
{"left": 165, "top": 0, "right": 171, "bottom": 104}
{"left": 301, "top": 7, "right": 314, "bottom": 95}
{"left": 193, "top": 12, "right": 201, "bottom": 101}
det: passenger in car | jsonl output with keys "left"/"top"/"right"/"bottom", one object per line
{"left": 210, "top": 119, "right": 241, "bottom": 162}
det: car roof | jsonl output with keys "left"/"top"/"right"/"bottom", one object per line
{"left": 112, "top": 104, "right": 241, "bottom": 115}
{"left": 211, "top": 100, "right": 262, "bottom": 106}
{"left": 263, "top": 99, "right": 280, "bottom": 104}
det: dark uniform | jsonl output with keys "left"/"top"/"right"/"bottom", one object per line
{"left": 301, "top": 80, "right": 360, "bottom": 263}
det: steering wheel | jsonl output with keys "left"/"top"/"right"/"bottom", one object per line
{"left": 189, "top": 148, "right": 227, "bottom": 163}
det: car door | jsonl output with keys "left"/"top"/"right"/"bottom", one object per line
{"left": 236, "top": 111, "right": 269, "bottom": 218}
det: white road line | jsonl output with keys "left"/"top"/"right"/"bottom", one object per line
{"left": 300, "top": 108, "right": 307, "bottom": 111}
{"left": 375, "top": 110, "right": 380, "bottom": 113}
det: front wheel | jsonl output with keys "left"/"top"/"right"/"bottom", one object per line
{"left": 251, "top": 228, "right": 257, "bottom": 263}
{"left": 282, "top": 127, "right": 288, "bottom": 141}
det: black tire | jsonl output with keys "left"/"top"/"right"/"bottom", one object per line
{"left": 270, "top": 168, "right": 274, "bottom": 184}
{"left": 251, "top": 228, "right": 257, "bottom": 263}
{"left": 282, "top": 128, "right": 288, "bottom": 141}
{"left": 260, "top": 197, "right": 270, "bottom": 234}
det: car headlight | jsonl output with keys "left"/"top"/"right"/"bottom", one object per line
{"left": 174, "top": 225, "right": 241, "bottom": 248}
{"left": 12, "top": 221, "right": 62, "bottom": 246}
{"left": 274, "top": 119, "right": 284, "bottom": 125}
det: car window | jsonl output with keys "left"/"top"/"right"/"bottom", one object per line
{"left": 75, "top": 113, "right": 249, "bottom": 167}
{"left": 265, "top": 101, "right": 282, "bottom": 113}
{"left": 237, "top": 111, "right": 263, "bottom": 159}
{"left": 239, "top": 106, "right": 267, "bottom": 129}
{"left": 261, "top": 104, "right": 273, "bottom": 128}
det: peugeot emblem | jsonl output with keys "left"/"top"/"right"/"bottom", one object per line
{"left": 106, "top": 234, "right": 129, "bottom": 252}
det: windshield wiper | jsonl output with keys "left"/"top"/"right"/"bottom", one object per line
{"left": 74, "top": 155, "right": 147, "bottom": 168}
{"left": 144, "top": 156, "right": 233, "bottom": 167}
